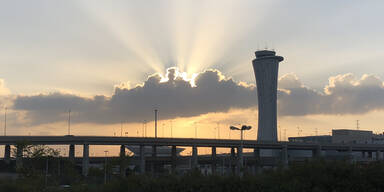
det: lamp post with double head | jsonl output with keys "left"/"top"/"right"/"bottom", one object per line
{"left": 229, "top": 125, "right": 252, "bottom": 174}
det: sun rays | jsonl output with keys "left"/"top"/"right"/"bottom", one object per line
{"left": 76, "top": 0, "right": 272, "bottom": 77}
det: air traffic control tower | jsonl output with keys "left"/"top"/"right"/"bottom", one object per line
{"left": 252, "top": 50, "right": 284, "bottom": 142}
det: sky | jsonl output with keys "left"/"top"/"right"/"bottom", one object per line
{"left": 1, "top": 0, "right": 384, "bottom": 156}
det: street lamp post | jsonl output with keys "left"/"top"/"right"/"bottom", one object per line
{"left": 229, "top": 125, "right": 252, "bottom": 175}
{"left": 230, "top": 125, "right": 252, "bottom": 147}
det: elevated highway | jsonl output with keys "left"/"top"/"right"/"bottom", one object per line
{"left": 1, "top": 136, "right": 383, "bottom": 176}
{"left": 0, "top": 135, "right": 383, "bottom": 151}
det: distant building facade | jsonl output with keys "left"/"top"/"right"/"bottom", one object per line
{"left": 288, "top": 135, "right": 332, "bottom": 143}
{"left": 287, "top": 129, "right": 379, "bottom": 144}
{"left": 332, "top": 129, "right": 373, "bottom": 144}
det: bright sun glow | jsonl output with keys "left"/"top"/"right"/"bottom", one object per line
{"left": 158, "top": 67, "right": 199, "bottom": 87}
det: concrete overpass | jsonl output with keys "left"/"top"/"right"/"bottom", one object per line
{"left": 1, "top": 136, "right": 384, "bottom": 176}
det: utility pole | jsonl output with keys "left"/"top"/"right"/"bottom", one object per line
{"left": 154, "top": 109, "right": 158, "bottom": 138}
{"left": 142, "top": 121, "right": 144, "bottom": 137}
{"left": 229, "top": 125, "right": 231, "bottom": 139}
{"left": 144, "top": 120, "right": 147, "bottom": 137}
{"left": 283, "top": 129, "right": 287, "bottom": 141}
{"left": 121, "top": 121, "right": 123, "bottom": 137}
{"left": 297, "top": 126, "right": 300, "bottom": 136}
{"left": 162, "top": 123, "right": 165, "bottom": 137}
{"left": 356, "top": 120, "right": 360, "bottom": 130}
{"left": 68, "top": 109, "right": 71, "bottom": 135}
{"left": 4, "top": 107, "right": 6, "bottom": 136}
{"left": 194, "top": 122, "right": 197, "bottom": 138}
{"left": 170, "top": 120, "right": 173, "bottom": 138}
{"left": 214, "top": 125, "right": 217, "bottom": 139}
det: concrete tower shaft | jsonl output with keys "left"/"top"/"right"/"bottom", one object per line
{"left": 252, "top": 50, "right": 283, "bottom": 142}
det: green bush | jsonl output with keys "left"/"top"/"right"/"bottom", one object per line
{"left": 2, "top": 160, "right": 384, "bottom": 192}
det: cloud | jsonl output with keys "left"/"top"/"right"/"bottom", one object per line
{"left": 0, "top": 78, "right": 12, "bottom": 110}
{"left": 13, "top": 68, "right": 257, "bottom": 125}
{"left": 0, "top": 79, "right": 10, "bottom": 96}
{"left": 278, "top": 73, "right": 384, "bottom": 116}
{"left": 11, "top": 70, "right": 384, "bottom": 125}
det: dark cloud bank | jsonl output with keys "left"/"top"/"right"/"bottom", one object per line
{"left": 13, "top": 69, "right": 256, "bottom": 125}
{"left": 13, "top": 69, "right": 384, "bottom": 125}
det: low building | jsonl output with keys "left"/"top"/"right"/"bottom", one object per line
{"left": 287, "top": 130, "right": 377, "bottom": 159}
{"left": 288, "top": 135, "right": 332, "bottom": 143}
{"left": 332, "top": 129, "right": 373, "bottom": 144}
{"left": 372, "top": 133, "right": 384, "bottom": 144}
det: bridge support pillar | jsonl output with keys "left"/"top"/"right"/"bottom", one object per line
{"left": 120, "top": 145, "right": 126, "bottom": 177}
{"left": 140, "top": 145, "right": 145, "bottom": 174}
{"left": 313, "top": 145, "right": 322, "bottom": 158}
{"left": 230, "top": 147, "right": 236, "bottom": 175}
{"left": 151, "top": 145, "right": 157, "bottom": 174}
{"left": 221, "top": 157, "right": 225, "bottom": 175}
{"left": 348, "top": 146, "right": 353, "bottom": 161}
{"left": 4, "top": 145, "right": 10, "bottom": 164}
{"left": 376, "top": 150, "right": 380, "bottom": 160}
{"left": 82, "top": 144, "right": 89, "bottom": 176}
{"left": 382, "top": 150, "right": 384, "bottom": 160}
{"left": 211, "top": 147, "right": 216, "bottom": 174}
{"left": 192, "top": 146, "right": 198, "bottom": 169}
{"left": 368, "top": 151, "right": 373, "bottom": 159}
{"left": 16, "top": 145, "right": 23, "bottom": 169}
{"left": 281, "top": 144, "right": 288, "bottom": 166}
{"left": 253, "top": 148, "right": 260, "bottom": 175}
{"left": 171, "top": 146, "right": 177, "bottom": 173}
{"left": 237, "top": 146, "right": 243, "bottom": 176}
{"left": 69, "top": 144, "right": 75, "bottom": 163}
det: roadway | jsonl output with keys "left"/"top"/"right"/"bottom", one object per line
{"left": 0, "top": 135, "right": 383, "bottom": 152}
